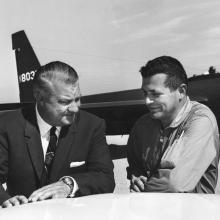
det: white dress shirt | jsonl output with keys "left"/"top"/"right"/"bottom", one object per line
{"left": 35, "top": 105, "right": 61, "bottom": 159}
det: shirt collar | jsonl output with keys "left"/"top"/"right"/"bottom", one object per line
{"left": 168, "top": 96, "right": 192, "bottom": 128}
{"left": 35, "top": 105, "right": 61, "bottom": 137}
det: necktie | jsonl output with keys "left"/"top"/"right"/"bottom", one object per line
{"left": 45, "top": 126, "right": 57, "bottom": 174}
{"left": 40, "top": 126, "right": 57, "bottom": 186}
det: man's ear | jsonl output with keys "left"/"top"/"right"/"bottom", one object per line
{"left": 33, "top": 88, "right": 44, "bottom": 102}
{"left": 178, "top": 84, "right": 187, "bottom": 101}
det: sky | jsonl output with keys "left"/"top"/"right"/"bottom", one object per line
{"left": 1, "top": 0, "right": 220, "bottom": 103}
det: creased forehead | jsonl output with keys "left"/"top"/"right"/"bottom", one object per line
{"left": 48, "top": 79, "right": 81, "bottom": 97}
{"left": 142, "top": 73, "right": 168, "bottom": 87}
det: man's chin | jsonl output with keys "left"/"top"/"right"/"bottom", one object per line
{"left": 61, "top": 115, "right": 75, "bottom": 125}
{"left": 150, "top": 112, "right": 163, "bottom": 120}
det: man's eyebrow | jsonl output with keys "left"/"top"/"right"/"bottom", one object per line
{"left": 57, "top": 98, "right": 72, "bottom": 102}
{"left": 141, "top": 88, "right": 156, "bottom": 92}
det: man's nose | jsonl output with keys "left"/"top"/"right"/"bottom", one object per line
{"left": 68, "top": 102, "right": 79, "bottom": 113}
{"left": 145, "top": 96, "right": 154, "bottom": 105}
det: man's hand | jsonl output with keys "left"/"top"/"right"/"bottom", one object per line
{"left": 28, "top": 181, "right": 71, "bottom": 203}
{"left": 130, "top": 174, "right": 148, "bottom": 192}
{"left": 144, "top": 176, "right": 177, "bottom": 192}
{"left": 144, "top": 161, "right": 176, "bottom": 192}
{"left": 2, "top": 195, "right": 28, "bottom": 208}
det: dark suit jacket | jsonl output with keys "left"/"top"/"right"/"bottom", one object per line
{"left": 0, "top": 106, "right": 115, "bottom": 204}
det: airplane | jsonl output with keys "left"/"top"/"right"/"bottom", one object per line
{"left": 1, "top": 30, "right": 220, "bottom": 161}
{"left": 0, "top": 31, "right": 220, "bottom": 214}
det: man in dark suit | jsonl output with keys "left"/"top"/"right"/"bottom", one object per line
{"left": 0, "top": 61, "right": 115, "bottom": 207}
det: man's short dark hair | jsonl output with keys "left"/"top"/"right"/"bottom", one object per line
{"left": 140, "top": 56, "right": 188, "bottom": 90}
{"left": 33, "top": 61, "right": 78, "bottom": 97}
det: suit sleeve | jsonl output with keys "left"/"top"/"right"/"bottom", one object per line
{"left": 72, "top": 119, "right": 115, "bottom": 196}
{"left": 0, "top": 124, "right": 11, "bottom": 205}
{"left": 127, "top": 123, "right": 145, "bottom": 179}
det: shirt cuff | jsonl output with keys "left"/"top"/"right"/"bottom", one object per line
{"left": 70, "top": 176, "right": 79, "bottom": 195}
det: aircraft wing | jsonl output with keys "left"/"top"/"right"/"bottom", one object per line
{"left": 0, "top": 193, "right": 220, "bottom": 219}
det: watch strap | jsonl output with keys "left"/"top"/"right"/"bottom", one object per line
{"left": 60, "top": 176, "right": 75, "bottom": 198}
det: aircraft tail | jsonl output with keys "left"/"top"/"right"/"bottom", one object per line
{"left": 12, "top": 30, "right": 40, "bottom": 103}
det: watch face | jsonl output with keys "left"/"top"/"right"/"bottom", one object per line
{"left": 65, "top": 178, "right": 72, "bottom": 185}
{"left": 63, "top": 177, "right": 74, "bottom": 187}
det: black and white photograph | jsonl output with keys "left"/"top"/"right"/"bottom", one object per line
{"left": 0, "top": 0, "right": 220, "bottom": 219}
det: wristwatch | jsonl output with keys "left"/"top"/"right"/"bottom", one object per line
{"left": 60, "top": 176, "right": 75, "bottom": 198}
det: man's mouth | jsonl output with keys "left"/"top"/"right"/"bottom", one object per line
{"left": 148, "top": 106, "right": 161, "bottom": 113}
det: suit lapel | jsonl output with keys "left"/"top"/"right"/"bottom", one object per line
{"left": 23, "top": 108, "right": 44, "bottom": 181}
{"left": 49, "top": 123, "right": 77, "bottom": 181}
